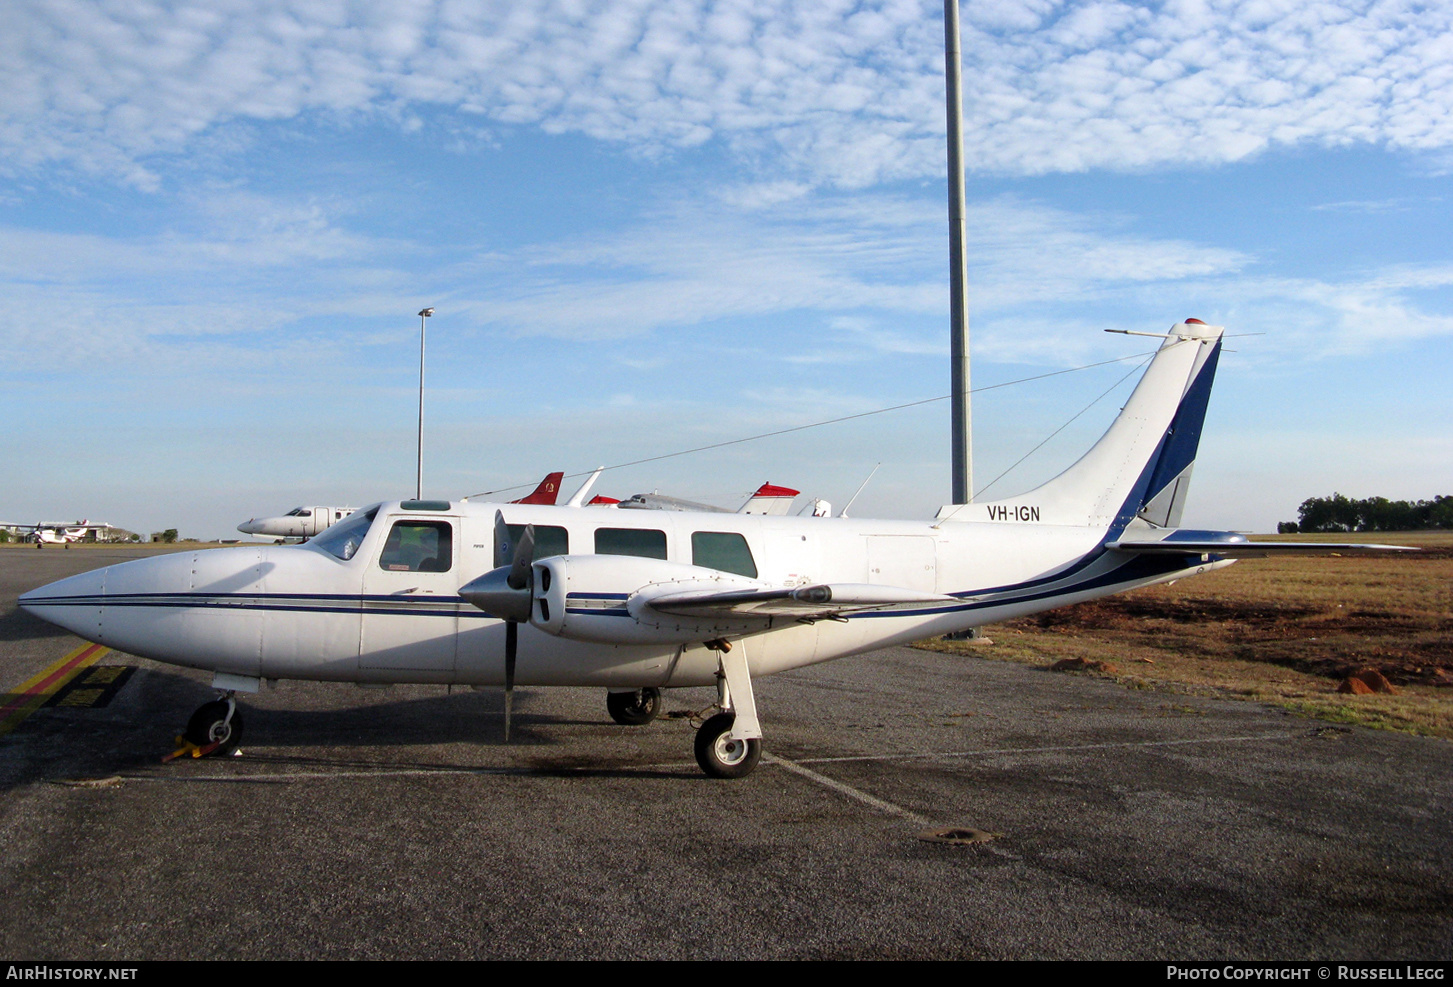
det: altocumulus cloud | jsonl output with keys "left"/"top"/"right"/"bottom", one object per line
{"left": 3, "top": 0, "right": 1451, "bottom": 188}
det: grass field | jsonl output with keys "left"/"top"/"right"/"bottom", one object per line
{"left": 918, "top": 531, "right": 1453, "bottom": 739}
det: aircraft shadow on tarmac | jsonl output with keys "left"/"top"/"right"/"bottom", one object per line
{"left": 0, "top": 605, "right": 70, "bottom": 641}
{"left": 1, "top": 666, "right": 695, "bottom": 792}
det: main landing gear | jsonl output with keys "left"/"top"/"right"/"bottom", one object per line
{"left": 694, "top": 711, "right": 760, "bottom": 779}
{"left": 606, "top": 687, "right": 661, "bottom": 726}
{"left": 606, "top": 642, "right": 765, "bottom": 778}
{"left": 183, "top": 695, "right": 244, "bottom": 756}
{"left": 693, "top": 640, "right": 762, "bottom": 779}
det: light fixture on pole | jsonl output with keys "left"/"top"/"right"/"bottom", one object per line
{"left": 416, "top": 307, "right": 434, "bottom": 500}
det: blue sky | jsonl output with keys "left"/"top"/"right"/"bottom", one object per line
{"left": 2, "top": 0, "right": 1451, "bottom": 538}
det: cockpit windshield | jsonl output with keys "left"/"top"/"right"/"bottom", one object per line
{"left": 309, "top": 505, "right": 379, "bottom": 560}
{"left": 285, "top": 507, "right": 310, "bottom": 517}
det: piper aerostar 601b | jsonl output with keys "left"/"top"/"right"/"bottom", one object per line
{"left": 19, "top": 322, "right": 1405, "bottom": 777}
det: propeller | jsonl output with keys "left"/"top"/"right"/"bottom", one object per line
{"left": 459, "top": 511, "right": 535, "bottom": 741}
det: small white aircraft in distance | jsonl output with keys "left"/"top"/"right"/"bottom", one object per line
{"left": 3, "top": 520, "right": 113, "bottom": 546}
{"left": 237, "top": 473, "right": 569, "bottom": 541}
{"left": 20, "top": 322, "right": 1411, "bottom": 777}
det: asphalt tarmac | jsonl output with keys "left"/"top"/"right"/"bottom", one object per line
{"left": 1, "top": 546, "right": 1449, "bottom": 960}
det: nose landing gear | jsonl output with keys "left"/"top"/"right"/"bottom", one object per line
{"left": 606, "top": 687, "right": 661, "bottom": 726}
{"left": 182, "top": 695, "right": 244, "bottom": 757}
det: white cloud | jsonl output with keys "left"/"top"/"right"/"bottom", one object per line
{"left": 4, "top": 182, "right": 1444, "bottom": 374}
{"left": 4, "top": 0, "right": 1452, "bottom": 189}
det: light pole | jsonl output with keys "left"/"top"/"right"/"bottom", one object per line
{"left": 945, "top": 0, "right": 972, "bottom": 506}
{"left": 416, "top": 307, "right": 433, "bottom": 500}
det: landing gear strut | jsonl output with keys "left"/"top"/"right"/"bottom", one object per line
{"left": 184, "top": 695, "right": 244, "bottom": 756}
{"left": 606, "top": 687, "right": 661, "bottom": 726}
{"left": 693, "top": 640, "right": 763, "bottom": 779}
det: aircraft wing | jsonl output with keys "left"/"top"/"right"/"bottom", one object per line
{"left": 642, "top": 583, "right": 955, "bottom": 619}
{"left": 1107, "top": 538, "right": 1416, "bottom": 557}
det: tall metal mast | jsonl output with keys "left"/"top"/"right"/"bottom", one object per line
{"left": 944, "top": 0, "right": 973, "bottom": 504}
{"left": 416, "top": 307, "right": 433, "bottom": 500}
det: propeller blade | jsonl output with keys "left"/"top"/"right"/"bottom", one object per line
{"left": 493, "top": 510, "right": 511, "bottom": 566}
{"left": 504, "top": 620, "right": 517, "bottom": 742}
{"left": 507, "top": 524, "right": 535, "bottom": 591}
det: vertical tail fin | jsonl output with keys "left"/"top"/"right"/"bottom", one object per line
{"left": 511, "top": 472, "right": 565, "bottom": 505}
{"left": 942, "top": 321, "right": 1224, "bottom": 529}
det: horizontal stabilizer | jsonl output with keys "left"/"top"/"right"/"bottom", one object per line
{"left": 644, "top": 583, "right": 954, "bottom": 620}
{"left": 1108, "top": 535, "right": 1416, "bottom": 557}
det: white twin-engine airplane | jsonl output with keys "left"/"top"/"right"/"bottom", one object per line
{"left": 19, "top": 322, "right": 1402, "bottom": 777}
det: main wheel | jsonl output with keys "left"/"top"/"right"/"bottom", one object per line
{"left": 606, "top": 687, "right": 661, "bottom": 726}
{"left": 184, "top": 700, "right": 244, "bottom": 756}
{"left": 693, "top": 712, "right": 761, "bottom": 779}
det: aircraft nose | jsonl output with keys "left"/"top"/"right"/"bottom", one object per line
{"left": 238, "top": 519, "right": 259, "bottom": 534}
{"left": 19, "top": 567, "right": 107, "bottom": 640}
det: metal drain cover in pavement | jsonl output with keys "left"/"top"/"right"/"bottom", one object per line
{"left": 917, "top": 826, "right": 999, "bottom": 845}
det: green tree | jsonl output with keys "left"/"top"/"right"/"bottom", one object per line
{"left": 1295, "top": 493, "right": 1451, "bottom": 532}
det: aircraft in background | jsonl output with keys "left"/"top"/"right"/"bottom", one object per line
{"left": 237, "top": 506, "right": 357, "bottom": 541}
{"left": 239, "top": 474, "right": 570, "bottom": 542}
{"left": 615, "top": 481, "right": 800, "bottom": 515}
{"left": 3, "top": 520, "right": 114, "bottom": 546}
{"left": 21, "top": 322, "right": 1411, "bottom": 777}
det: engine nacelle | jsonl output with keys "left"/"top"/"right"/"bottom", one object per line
{"left": 530, "top": 555, "right": 768, "bottom": 645}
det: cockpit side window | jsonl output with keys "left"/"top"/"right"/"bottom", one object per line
{"left": 691, "top": 531, "right": 757, "bottom": 577}
{"left": 379, "top": 520, "right": 453, "bottom": 573}
{"left": 310, "top": 507, "right": 378, "bottom": 560}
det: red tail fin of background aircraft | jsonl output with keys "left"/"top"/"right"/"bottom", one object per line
{"left": 511, "top": 472, "right": 564, "bottom": 505}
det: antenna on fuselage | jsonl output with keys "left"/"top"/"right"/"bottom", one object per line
{"left": 838, "top": 463, "right": 881, "bottom": 518}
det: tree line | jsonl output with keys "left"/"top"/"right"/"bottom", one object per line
{"left": 1278, "top": 494, "right": 1453, "bottom": 533}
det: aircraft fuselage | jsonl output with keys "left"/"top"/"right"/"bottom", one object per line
{"left": 20, "top": 497, "right": 1227, "bottom": 691}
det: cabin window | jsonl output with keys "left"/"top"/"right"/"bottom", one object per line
{"left": 379, "top": 520, "right": 453, "bottom": 573}
{"left": 691, "top": 531, "right": 757, "bottom": 578}
{"left": 495, "top": 524, "right": 570, "bottom": 567}
{"left": 312, "top": 507, "right": 377, "bottom": 561}
{"left": 594, "top": 527, "right": 667, "bottom": 559}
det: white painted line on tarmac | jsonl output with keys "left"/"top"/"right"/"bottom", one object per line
{"left": 784, "top": 731, "right": 1301, "bottom": 766}
{"left": 765, "top": 752, "right": 931, "bottom": 825}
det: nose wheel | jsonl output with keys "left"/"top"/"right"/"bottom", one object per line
{"left": 606, "top": 687, "right": 661, "bottom": 725}
{"left": 184, "top": 697, "right": 244, "bottom": 756}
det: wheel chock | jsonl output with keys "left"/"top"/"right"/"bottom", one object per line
{"left": 162, "top": 735, "right": 220, "bottom": 762}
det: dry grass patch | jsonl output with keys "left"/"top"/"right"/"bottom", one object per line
{"left": 917, "top": 532, "right": 1453, "bottom": 739}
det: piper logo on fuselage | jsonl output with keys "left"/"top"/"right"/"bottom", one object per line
{"left": 986, "top": 505, "right": 1040, "bottom": 522}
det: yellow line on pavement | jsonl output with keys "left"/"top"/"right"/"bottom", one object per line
{"left": 0, "top": 642, "right": 111, "bottom": 738}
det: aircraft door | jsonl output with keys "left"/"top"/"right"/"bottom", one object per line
{"left": 360, "top": 517, "right": 459, "bottom": 672}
